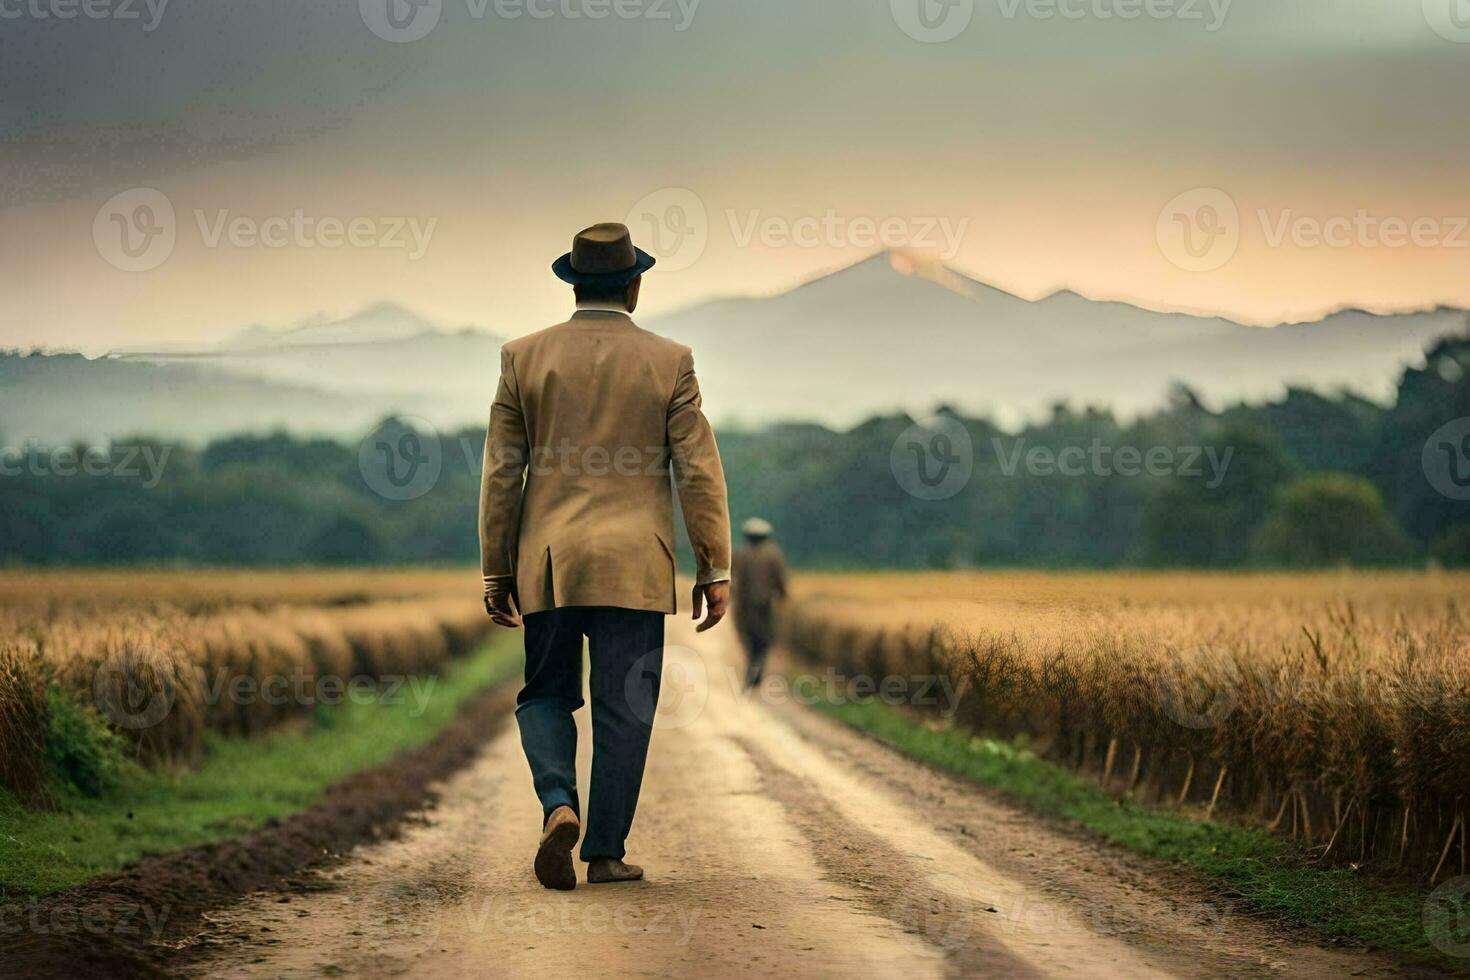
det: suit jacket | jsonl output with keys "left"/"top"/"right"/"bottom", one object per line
{"left": 478, "top": 309, "right": 731, "bottom": 615}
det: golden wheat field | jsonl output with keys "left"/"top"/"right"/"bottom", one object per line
{"left": 782, "top": 570, "right": 1470, "bottom": 875}
{"left": 0, "top": 570, "right": 492, "bottom": 804}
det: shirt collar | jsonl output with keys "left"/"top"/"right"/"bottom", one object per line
{"left": 575, "top": 300, "right": 632, "bottom": 315}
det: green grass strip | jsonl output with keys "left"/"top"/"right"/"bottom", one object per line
{"left": 814, "top": 696, "right": 1457, "bottom": 964}
{"left": 1, "top": 637, "right": 520, "bottom": 902}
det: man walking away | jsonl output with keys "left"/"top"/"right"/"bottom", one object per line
{"left": 732, "top": 517, "right": 788, "bottom": 689}
{"left": 479, "top": 222, "right": 732, "bottom": 891}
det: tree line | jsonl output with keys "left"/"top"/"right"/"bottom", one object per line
{"left": 2, "top": 336, "right": 1467, "bottom": 569}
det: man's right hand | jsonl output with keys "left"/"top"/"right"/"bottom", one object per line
{"left": 692, "top": 580, "right": 729, "bottom": 633}
{"left": 484, "top": 589, "right": 523, "bottom": 629}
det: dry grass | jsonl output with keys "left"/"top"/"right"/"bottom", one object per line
{"left": 0, "top": 637, "right": 49, "bottom": 804}
{"left": 783, "top": 570, "right": 1470, "bottom": 875}
{"left": 0, "top": 571, "right": 492, "bottom": 798}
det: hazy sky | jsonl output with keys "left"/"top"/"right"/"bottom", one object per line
{"left": 3, "top": 0, "right": 1470, "bottom": 349}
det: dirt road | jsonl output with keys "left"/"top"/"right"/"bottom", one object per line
{"left": 183, "top": 619, "right": 1418, "bottom": 979}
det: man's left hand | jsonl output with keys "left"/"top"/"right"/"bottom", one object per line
{"left": 484, "top": 588, "right": 523, "bottom": 629}
{"left": 692, "top": 580, "right": 729, "bottom": 633}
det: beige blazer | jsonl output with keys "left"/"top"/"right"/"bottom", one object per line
{"left": 478, "top": 310, "right": 731, "bottom": 615}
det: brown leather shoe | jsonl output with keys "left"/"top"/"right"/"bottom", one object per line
{"left": 534, "top": 807, "right": 580, "bottom": 891}
{"left": 586, "top": 858, "right": 644, "bottom": 884}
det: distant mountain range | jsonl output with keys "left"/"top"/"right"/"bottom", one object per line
{"left": 646, "top": 251, "right": 1468, "bottom": 428}
{"left": 111, "top": 302, "right": 503, "bottom": 410}
{"left": 3, "top": 252, "right": 1465, "bottom": 445}
{"left": 1, "top": 304, "right": 503, "bottom": 446}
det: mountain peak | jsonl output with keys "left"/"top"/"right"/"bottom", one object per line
{"left": 794, "top": 248, "right": 1025, "bottom": 305}
{"left": 884, "top": 248, "right": 990, "bottom": 299}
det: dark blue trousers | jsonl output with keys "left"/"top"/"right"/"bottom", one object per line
{"left": 516, "top": 606, "right": 664, "bottom": 861}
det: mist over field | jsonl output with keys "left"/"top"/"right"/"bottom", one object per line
{"left": 5, "top": 251, "right": 1466, "bottom": 445}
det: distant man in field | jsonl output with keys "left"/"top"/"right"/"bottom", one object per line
{"left": 732, "top": 517, "right": 788, "bottom": 689}
{"left": 478, "top": 222, "right": 732, "bottom": 891}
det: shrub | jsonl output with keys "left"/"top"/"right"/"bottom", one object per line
{"left": 1250, "top": 473, "right": 1417, "bottom": 567}
{"left": 43, "top": 686, "right": 125, "bottom": 798}
{"left": 1431, "top": 523, "right": 1470, "bottom": 567}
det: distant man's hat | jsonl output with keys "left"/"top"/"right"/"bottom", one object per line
{"left": 553, "top": 222, "right": 657, "bottom": 286}
{"left": 742, "top": 517, "right": 774, "bottom": 538}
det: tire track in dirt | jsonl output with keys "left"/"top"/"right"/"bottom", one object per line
{"left": 727, "top": 732, "right": 1044, "bottom": 979}
{"left": 711, "top": 690, "right": 1172, "bottom": 976}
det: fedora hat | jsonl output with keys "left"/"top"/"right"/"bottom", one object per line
{"left": 552, "top": 222, "right": 657, "bottom": 286}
